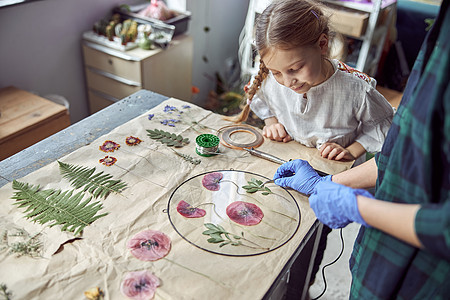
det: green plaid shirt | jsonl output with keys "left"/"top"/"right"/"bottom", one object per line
{"left": 349, "top": 1, "right": 450, "bottom": 299}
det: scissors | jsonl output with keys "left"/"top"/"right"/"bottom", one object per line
{"left": 243, "top": 147, "right": 329, "bottom": 183}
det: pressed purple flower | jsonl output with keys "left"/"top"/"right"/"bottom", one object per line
{"left": 120, "top": 270, "right": 160, "bottom": 300}
{"left": 163, "top": 105, "right": 177, "bottom": 113}
{"left": 99, "top": 140, "right": 120, "bottom": 152}
{"left": 177, "top": 200, "right": 206, "bottom": 218}
{"left": 201, "top": 172, "right": 224, "bottom": 191}
{"left": 148, "top": 114, "right": 155, "bottom": 120}
{"left": 226, "top": 201, "right": 264, "bottom": 226}
{"left": 127, "top": 230, "right": 171, "bottom": 261}
{"left": 182, "top": 105, "right": 191, "bottom": 109}
{"left": 99, "top": 156, "right": 117, "bottom": 166}
{"left": 126, "top": 136, "right": 143, "bottom": 146}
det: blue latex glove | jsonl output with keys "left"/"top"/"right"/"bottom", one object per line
{"left": 309, "top": 181, "right": 374, "bottom": 228}
{"left": 273, "top": 159, "right": 332, "bottom": 195}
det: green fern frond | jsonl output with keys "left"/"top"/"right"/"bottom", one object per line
{"left": 11, "top": 180, "right": 108, "bottom": 236}
{"left": 58, "top": 161, "right": 127, "bottom": 199}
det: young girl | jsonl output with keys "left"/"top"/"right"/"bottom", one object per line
{"left": 231, "top": 0, "right": 394, "bottom": 164}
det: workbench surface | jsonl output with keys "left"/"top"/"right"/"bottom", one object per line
{"left": 0, "top": 90, "right": 352, "bottom": 299}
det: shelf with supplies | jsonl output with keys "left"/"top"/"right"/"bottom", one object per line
{"left": 321, "top": 0, "right": 397, "bottom": 75}
{"left": 239, "top": 0, "right": 397, "bottom": 78}
{"left": 82, "top": 34, "right": 193, "bottom": 114}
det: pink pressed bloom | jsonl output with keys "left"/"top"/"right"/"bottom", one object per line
{"left": 120, "top": 270, "right": 160, "bottom": 300}
{"left": 126, "top": 136, "right": 143, "bottom": 146}
{"left": 99, "top": 156, "right": 117, "bottom": 166}
{"left": 99, "top": 140, "right": 120, "bottom": 152}
{"left": 201, "top": 172, "right": 224, "bottom": 191}
{"left": 226, "top": 201, "right": 264, "bottom": 226}
{"left": 177, "top": 200, "right": 206, "bottom": 218}
{"left": 127, "top": 230, "right": 171, "bottom": 261}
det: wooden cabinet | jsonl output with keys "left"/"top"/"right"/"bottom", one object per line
{"left": 82, "top": 34, "right": 193, "bottom": 114}
{"left": 0, "top": 86, "right": 71, "bottom": 161}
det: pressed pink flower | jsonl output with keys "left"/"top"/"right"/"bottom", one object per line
{"left": 99, "top": 156, "right": 117, "bottom": 166}
{"left": 177, "top": 200, "right": 206, "bottom": 218}
{"left": 126, "top": 136, "right": 143, "bottom": 146}
{"left": 99, "top": 140, "right": 120, "bottom": 152}
{"left": 120, "top": 270, "right": 160, "bottom": 300}
{"left": 201, "top": 172, "right": 224, "bottom": 191}
{"left": 226, "top": 201, "right": 264, "bottom": 226}
{"left": 127, "top": 230, "right": 171, "bottom": 261}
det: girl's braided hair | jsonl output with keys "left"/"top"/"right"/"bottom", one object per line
{"left": 226, "top": 0, "right": 339, "bottom": 123}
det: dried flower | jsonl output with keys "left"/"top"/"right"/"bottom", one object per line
{"left": 127, "top": 230, "right": 171, "bottom": 261}
{"left": 84, "top": 287, "right": 104, "bottom": 300}
{"left": 201, "top": 172, "right": 223, "bottom": 191}
{"left": 163, "top": 105, "right": 177, "bottom": 113}
{"left": 120, "top": 270, "right": 160, "bottom": 300}
{"left": 226, "top": 201, "right": 264, "bottom": 226}
{"left": 125, "top": 136, "right": 143, "bottom": 146}
{"left": 99, "top": 140, "right": 120, "bottom": 152}
{"left": 148, "top": 114, "right": 154, "bottom": 120}
{"left": 99, "top": 156, "right": 117, "bottom": 166}
{"left": 176, "top": 200, "right": 206, "bottom": 218}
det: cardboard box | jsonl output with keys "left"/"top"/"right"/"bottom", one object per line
{"left": 324, "top": 5, "right": 369, "bottom": 37}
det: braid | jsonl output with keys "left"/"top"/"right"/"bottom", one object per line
{"left": 223, "top": 60, "right": 269, "bottom": 123}
{"left": 246, "top": 60, "right": 269, "bottom": 102}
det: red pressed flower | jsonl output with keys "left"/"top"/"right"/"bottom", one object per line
{"left": 126, "top": 136, "right": 143, "bottom": 146}
{"left": 177, "top": 200, "right": 206, "bottom": 218}
{"left": 201, "top": 172, "right": 224, "bottom": 191}
{"left": 120, "top": 270, "right": 160, "bottom": 300}
{"left": 99, "top": 156, "right": 117, "bottom": 166}
{"left": 99, "top": 140, "right": 120, "bottom": 152}
{"left": 127, "top": 230, "right": 171, "bottom": 261}
{"left": 226, "top": 201, "right": 264, "bottom": 226}
{"left": 191, "top": 85, "right": 200, "bottom": 94}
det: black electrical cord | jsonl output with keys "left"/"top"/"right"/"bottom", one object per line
{"left": 311, "top": 228, "right": 345, "bottom": 300}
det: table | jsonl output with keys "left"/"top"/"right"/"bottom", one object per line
{"left": 0, "top": 90, "right": 352, "bottom": 299}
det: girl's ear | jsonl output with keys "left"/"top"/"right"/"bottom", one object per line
{"left": 318, "top": 33, "right": 329, "bottom": 55}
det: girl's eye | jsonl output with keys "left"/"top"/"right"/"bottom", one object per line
{"left": 272, "top": 71, "right": 281, "bottom": 77}
{"left": 289, "top": 66, "right": 302, "bottom": 73}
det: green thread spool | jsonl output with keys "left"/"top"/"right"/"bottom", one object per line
{"left": 196, "top": 134, "right": 220, "bottom": 157}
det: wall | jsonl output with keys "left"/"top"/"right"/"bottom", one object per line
{"left": 0, "top": 0, "right": 248, "bottom": 123}
{"left": 0, "top": 0, "right": 140, "bottom": 123}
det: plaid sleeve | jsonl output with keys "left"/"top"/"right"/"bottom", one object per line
{"left": 415, "top": 201, "right": 450, "bottom": 261}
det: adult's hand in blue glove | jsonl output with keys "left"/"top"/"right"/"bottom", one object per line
{"left": 310, "top": 181, "right": 373, "bottom": 229}
{"left": 273, "top": 159, "right": 332, "bottom": 195}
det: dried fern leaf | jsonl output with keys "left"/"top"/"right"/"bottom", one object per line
{"left": 146, "top": 129, "right": 189, "bottom": 148}
{"left": 11, "top": 180, "right": 108, "bottom": 236}
{"left": 58, "top": 161, "right": 127, "bottom": 199}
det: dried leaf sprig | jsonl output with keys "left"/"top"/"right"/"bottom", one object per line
{"left": 242, "top": 178, "right": 273, "bottom": 195}
{"left": 146, "top": 129, "right": 189, "bottom": 147}
{"left": 202, "top": 223, "right": 268, "bottom": 250}
{"left": 0, "top": 283, "right": 12, "bottom": 300}
{"left": 0, "top": 229, "right": 42, "bottom": 258}
{"left": 170, "top": 148, "right": 201, "bottom": 165}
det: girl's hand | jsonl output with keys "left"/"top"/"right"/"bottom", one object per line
{"left": 319, "top": 142, "right": 355, "bottom": 161}
{"left": 263, "top": 123, "right": 292, "bottom": 142}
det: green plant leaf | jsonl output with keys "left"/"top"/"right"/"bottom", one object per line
{"left": 147, "top": 129, "right": 190, "bottom": 148}
{"left": 11, "top": 180, "right": 108, "bottom": 236}
{"left": 58, "top": 161, "right": 127, "bottom": 199}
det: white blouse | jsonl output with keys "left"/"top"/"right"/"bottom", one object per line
{"left": 249, "top": 59, "right": 394, "bottom": 154}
